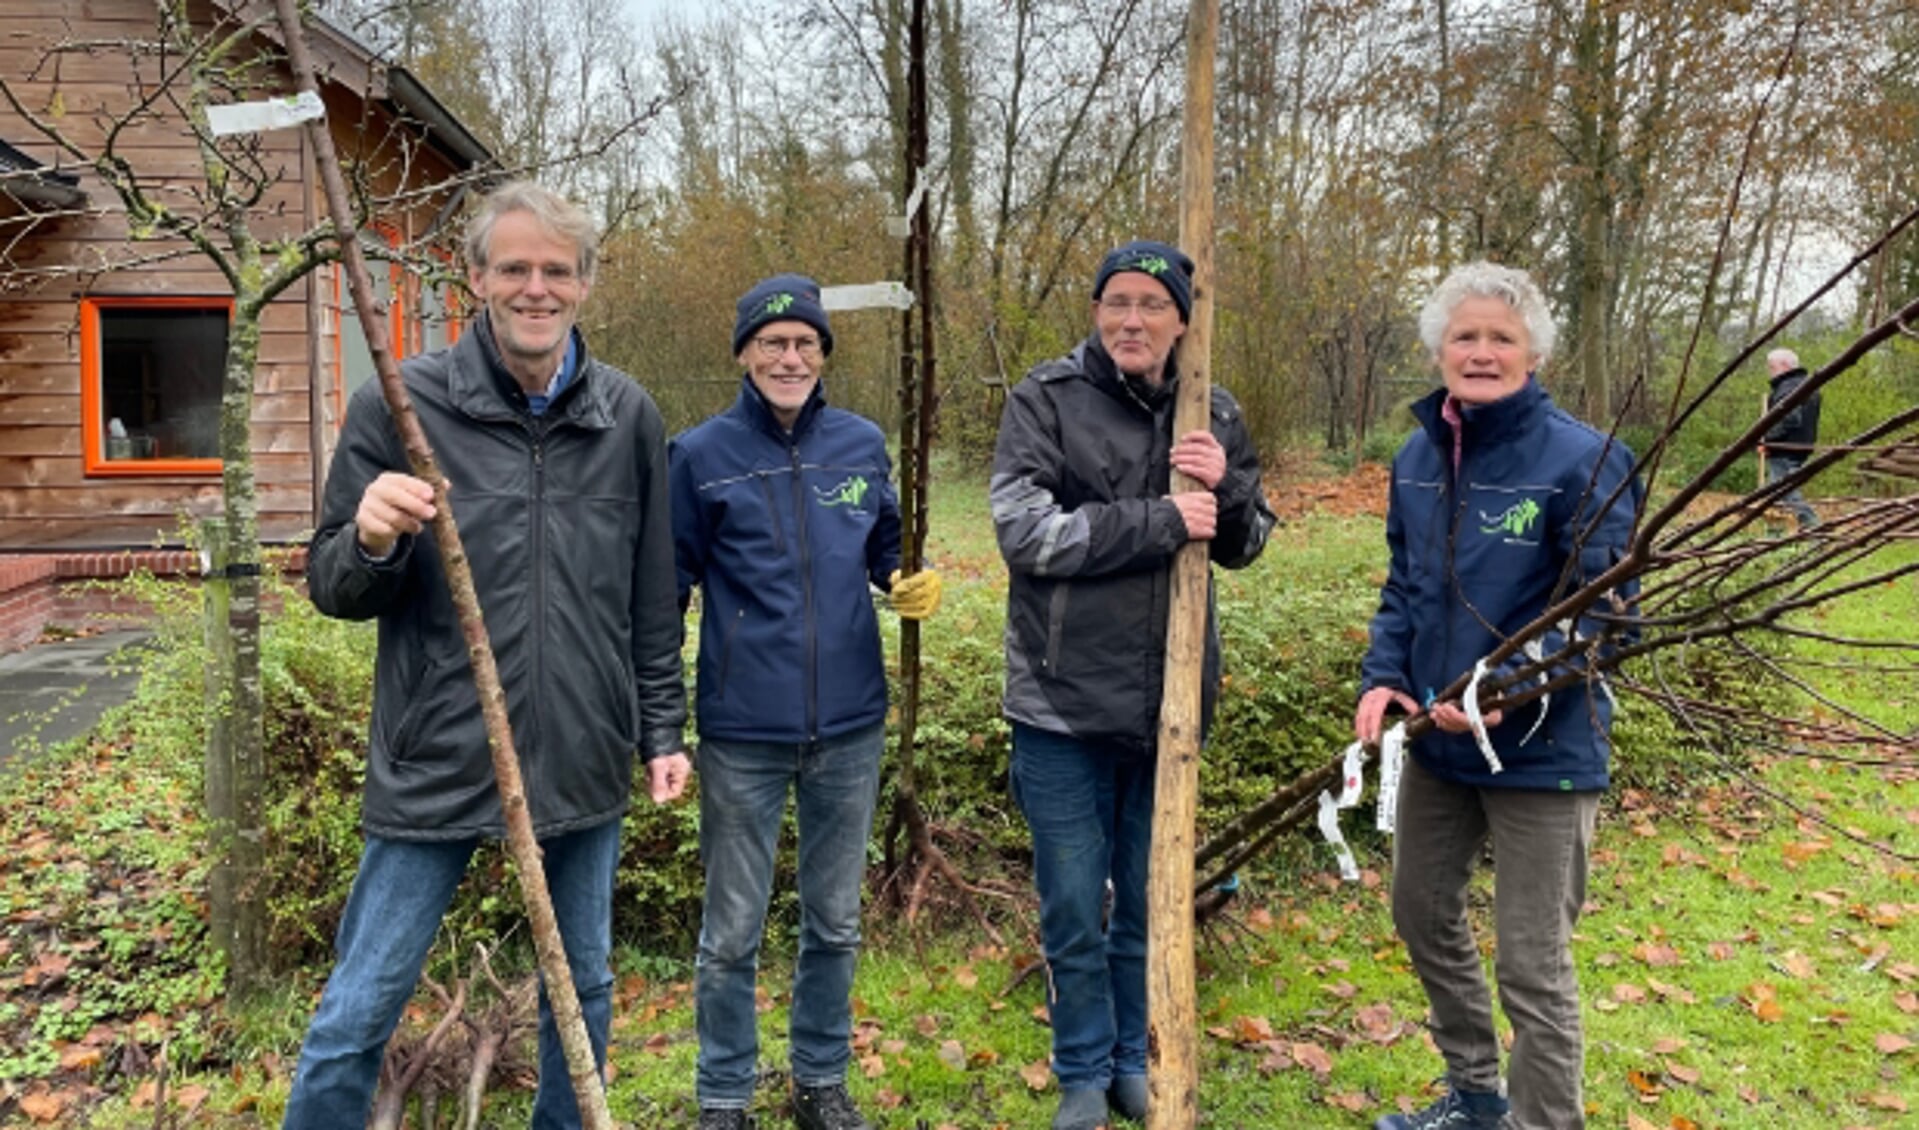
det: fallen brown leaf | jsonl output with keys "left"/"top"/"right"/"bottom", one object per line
{"left": 1291, "top": 1041, "right": 1333, "bottom": 1077}
{"left": 17, "top": 1091, "right": 66, "bottom": 1123}
{"left": 1233, "top": 1015, "right": 1276, "bottom": 1044}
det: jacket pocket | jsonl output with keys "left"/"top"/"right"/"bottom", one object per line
{"left": 384, "top": 651, "right": 448, "bottom": 764}
{"left": 713, "top": 606, "right": 745, "bottom": 702}
{"left": 1044, "top": 581, "right": 1069, "bottom": 674}
{"left": 758, "top": 475, "right": 788, "bottom": 555}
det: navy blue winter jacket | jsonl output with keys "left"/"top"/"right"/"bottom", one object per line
{"left": 1359, "top": 379, "right": 1642, "bottom": 791}
{"left": 670, "top": 378, "right": 902, "bottom": 742}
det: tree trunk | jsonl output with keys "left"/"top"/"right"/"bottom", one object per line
{"left": 213, "top": 296, "right": 269, "bottom": 998}
{"left": 1570, "top": 0, "right": 1619, "bottom": 422}
{"left": 1146, "top": 1, "right": 1217, "bottom": 1125}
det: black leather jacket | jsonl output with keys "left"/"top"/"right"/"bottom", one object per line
{"left": 308, "top": 316, "right": 686, "bottom": 840}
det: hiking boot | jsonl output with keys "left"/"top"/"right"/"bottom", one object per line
{"left": 1108, "top": 1075, "right": 1148, "bottom": 1122}
{"left": 699, "top": 1108, "right": 751, "bottom": 1130}
{"left": 1373, "top": 1087, "right": 1509, "bottom": 1130}
{"left": 791, "top": 1082, "right": 872, "bottom": 1130}
{"left": 1053, "top": 1087, "right": 1110, "bottom": 1130}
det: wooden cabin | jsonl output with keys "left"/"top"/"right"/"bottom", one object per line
{"left": 0, "top": 0, "right": 489, "bottom": 553}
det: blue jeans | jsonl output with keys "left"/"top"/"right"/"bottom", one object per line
{"left": 1010, "top": 723, "right": 1153, "bottom": 1093}
{"left": 1765, "top": 455, "right": 1818, "bottom": 528}
{"left": 282, "top": 820, "right": 622, "bottom": 1130}
{"left": 694, "top": 723, "right": 884, "bottom": 1108}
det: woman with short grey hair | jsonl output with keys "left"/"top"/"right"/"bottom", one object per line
{"left": 1356, "top": 262, "right": 1641, "bottom": 1130}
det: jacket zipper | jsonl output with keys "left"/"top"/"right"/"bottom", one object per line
{"left": 790, "top": 441, "right": 819, "bottom": 741}
{"left": 528, "top": 421, "right": 547, "bottom": 807}
{"left": 1441, "top": 435, "right": 1466, "bottom": 704}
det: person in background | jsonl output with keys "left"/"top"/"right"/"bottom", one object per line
{"left": 286, "top": 181, "right": 691, "bottom": 1130}
{"left": 1759, "top": 347, "right": 1820, "bottom": 529}
{"left": 672, "top": 274, "right": 942, "bottom": 1130}
{"left": 991, "top": 240, "right": 1275, "bottom": 1130}
{"left": 1356, "top": 262, "right": 1641, "bottom": 1130}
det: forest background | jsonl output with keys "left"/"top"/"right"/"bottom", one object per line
{"left": 375, "top": 0, "right": 1918, "bottom": 472}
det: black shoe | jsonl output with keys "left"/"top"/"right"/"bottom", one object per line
{"left": 1373, "top": 1086, "right": 1508, "bottom": 1129}
{"left": 1053, "top": 1087, "right": 1110, "bottom": 1130}
{"left": 792, "top": 1082, "right": 873, "bottom": 1130}
{"left": 699, "top": 1109, "right": 751, "bottom": 1130}
{"left": 1108, "top": 1075, "right": 1148, "bottom": 1122}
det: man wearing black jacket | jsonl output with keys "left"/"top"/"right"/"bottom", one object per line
{"left": 990, "top": 241, "right": 1275, "bottom": 1130}
{"left": 1761, "top": 347, "right": 1820, "bottom": 529}
{"left": 284, "top": 182, "right": 690, "bottom": 1130}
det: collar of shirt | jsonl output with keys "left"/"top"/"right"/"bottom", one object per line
{"left": 525, "top": 336, "right": 580, "bottom": 417}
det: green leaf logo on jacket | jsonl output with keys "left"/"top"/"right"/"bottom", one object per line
{"left": 814, "top": 474, "right": 871, "bottom": 510}
{"left": 1480, "top": 497, "right": 1542, "bottom": 540}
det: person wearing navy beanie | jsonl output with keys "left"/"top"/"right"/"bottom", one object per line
{"left": 1092, "top": 239, "right": 1194, "bottom": 325}
{"left": 991, "top": 241, "right": 1274, "bottom": 1129}
{"left": 731, "top": 273, "right": 835, "bottom": 360}
{"left": 675, "top": 274, "right": 942, "bottom": 1130}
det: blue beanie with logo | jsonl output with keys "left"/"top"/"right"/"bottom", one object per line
{"left": 733, "top": 274, "right": 834, "bottom": 357}
{"left": 1093, "top": 240, "right": 1194, "bottom": 323}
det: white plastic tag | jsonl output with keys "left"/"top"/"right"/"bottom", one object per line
{"left": 207, "top": 91, "right": 324, "bottom": 137}
{"left": 1317, "top": 789, "right": 1360, "bottom": 882}
{"left": 1462, "top": 657, "right": 1505, "bottom": 773}
{"left": 1337, "top": 741, "right": 1365, "bottom": 808}
{"left": 1517, "top": 637, "right": 1551, "bottom": 746}
{"left": 1375, "top": 723, "right": 1406, "bottom": 833}
{"left": 820, "top": 282, "right": 915, "bottom": 311}
{"left": 884, "top": 167, "right": 927, "bottom": 238}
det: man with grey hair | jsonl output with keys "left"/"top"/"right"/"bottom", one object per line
{"left": 1760, "top": 347, "right": 1820, "bottom": 529}
{"left": 284, "top": 181, "right": 691, "bottom": 1129}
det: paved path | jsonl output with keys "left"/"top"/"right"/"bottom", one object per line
{"left": 0, "top": 630, "right": 149, "bottom": 765}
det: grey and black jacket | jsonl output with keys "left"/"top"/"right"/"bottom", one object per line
{"left": 1764, "top": 366, "right": 1821, "bottom": 460}
{"left": 308, "top": 315, "right": 687, "bottom": 841}
{"left": 990, "top": 337, "right": 1274, "bottom": 753}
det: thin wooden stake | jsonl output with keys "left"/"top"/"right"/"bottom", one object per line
{"left": 265, "top": 3, "right": 615, "bottom": 1126}
{"left": 1146, "top": 0, "right": 1219, "bottom": 1126}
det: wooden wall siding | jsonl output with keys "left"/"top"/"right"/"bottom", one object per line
{"left": 0, "top": 0, "right": 472, "bottom": 549}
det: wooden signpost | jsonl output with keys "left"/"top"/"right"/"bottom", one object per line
{"left": 1146, "top": 0, "right": 1220, "bottom": 1126}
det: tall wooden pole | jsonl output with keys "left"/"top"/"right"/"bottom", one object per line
{"left": 1146, "top": 0, "right": 1218, "bottom": 1126}
{"left": 267, "top": 3, "right": 615, "bottom": 1126}
{"left": 895, "top": 0, "right": 932, "bottom": 827}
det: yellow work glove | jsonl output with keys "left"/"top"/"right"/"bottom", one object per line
{"left": 889, "top": 568, "right": 943, "bottom": 621}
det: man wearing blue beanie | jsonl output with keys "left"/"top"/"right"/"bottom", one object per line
{"left": 991, "top": 241, "right": 1274, "bottom": 1128}
{"left": 672, "top": 274, "right": 942, "bottom": 1130}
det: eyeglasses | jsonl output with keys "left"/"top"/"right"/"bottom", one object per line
{"left": 1098, "top": 296, "right": 1175, "bottom": 318}
{"left": 489, "top": 261, "right": 581, "bottom": 286}
{"left": 751, "top": 335, "right": 824, "bottom": 361}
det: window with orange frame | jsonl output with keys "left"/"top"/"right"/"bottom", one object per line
{"left": 79, "top": 296, "right": 232, "bottom": 477}
{"left": 329, "top": 230, "right": 464, "bottom": 428}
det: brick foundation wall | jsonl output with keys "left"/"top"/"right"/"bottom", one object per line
{"left": 0, "top": 548, "right": 307, "bottom": 652}
{"left": 0, "top": 557, "right": 58, "bottom": 653}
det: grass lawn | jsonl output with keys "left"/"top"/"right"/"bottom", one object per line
{"left": 1, "top": 465, "right": 1914, "bottom": 1128}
